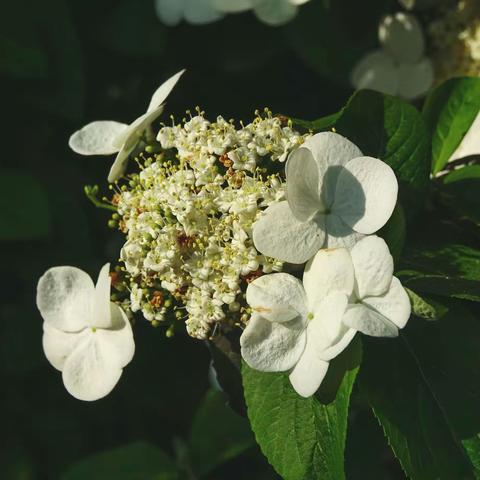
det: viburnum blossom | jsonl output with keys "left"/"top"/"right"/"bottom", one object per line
{"left": 113, "top": 109, "right": 307, "bottom": 339}
{"left": 211, "top": 0, "right": 311, "bottom": 26}
{"left": 69, "top": 70, "right": 184, "bottom": 182}
{"left": 241, "top": 235, "right": 410, "bottom": 397}
{"left": 36, "top": 264, "right": 135, "bottom": 401}
{"left": 351, "top": 12, "right": 433, "bottom": 100}
{"left": 253, "top": 132, "right": 398, "bottom": 264}
{"left": 154, "top": 0, "right": 223, "bottom": 26}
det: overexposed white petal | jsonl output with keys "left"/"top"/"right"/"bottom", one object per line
{"left": 397, "top": 57, "right": 433, "bottom": 100}
{"left": 252, "top": 201, "right": 326, "bottom": 264}
{"left": 342, "top": 303, "right": 399, "bottom": 337}
{"left": 362, "top": 276, "right": 411, "bottom": 329}
{"left": 333, "top": 156, "right": 397, "bottom": 234}
{"left": 289, "top": 349, "right": 329, "bottom": 398}
{"left": 240, "top": 314, "right": 307, "bottom": 372}
{"left": 246, "top": 273, "right": 307, "bottom": 322}
{"left": 350, "top": 236, "right": 393, "bottom": 299}
{"left": 93, "top": 263, "right": 113, "bottom": 329}
{"left": 303, "top": 248, "right": 354, "bottom": 308}
{"left": 62, "top": 334, "right": 123, "bottom": 401}
{"left": 351, "top": 50, "right": 398, "bottom": 96}
{"left": 379, "top": 13, "right": 424, "bottom": 63}
{"left": 286, "top": 147, "right": 324, "bottom": 221}
{"left": 97, "top": 304, "right": 136, "bottom": 367}
{"left": 42, "top": 323, "right": 85, "bottom": 371}
{"left": 36, "top": 266, "right": 94, "bottom": 333}
{"left": 107, "top": 145, "right": 134, "bottom": 183}
{"left": 147, "top": 70, "right": 185, "bottom": 113}
{"left": 68, "top": 121, "right": 128, "bottom": 156}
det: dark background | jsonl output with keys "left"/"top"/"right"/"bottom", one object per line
{"left": 1, "top": 0, "right": 404, "bottom": 478}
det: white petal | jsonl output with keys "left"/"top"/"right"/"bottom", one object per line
{"left": 351, "top": 50, "right": 399, "bottom": 96}
{"left": 309, "top": 292, "right": 354, "bottom": 359}
{"left": 113, "top": 104, "right": 165, "bottom": 151}
{"left": 68, "top": 121, "right": 127, "bottom": 156}
{"left": 210, "top": 0, "right": 253, "bottom": 13}
{"left": 449, "top": 111, "right": 480, "bottom": 162}
{"left": 154, "top": 0, "right": 185, "bottom": 26}
{"left": 147, "top": 70, "right": 185, "bottom": 113}
{"left": 397, "top": 57, "right": 434, "bottom": 100}
{"left": 252, "top": 201, "right": 326, "bottom": 264}
{"left": 107, "top": 144, "right": 134, "bottom": 183}
{"left": 303, "top": 248, "right": 354, "bottom": 309}
{"left": 36, "top": 266, "right": 94, "bottom": 332}
{"left": 333, "top": 156, "right": 398, "bottom": 234}
{"left": 93, "top": 263, "right": 113, "bottom": 329}
{"left": 342, "top": 303, "right": 398, "bottom": 337}
{"left": 62, "top": 333, "right": 123, "bottom": 401}
{"left": 286, "top": 147, "right": 324, "bottom": 221}
{"left": 325, "top": 213, "right": 364, "bottom": 249}
{"left": 362, "top": 276, "right": 411, "bottom": 329}
{"left": 302, "top": 132, "right": 363, "bottom": 207}
{"left": 185, "top": 0, "right": 223, "bottom": 24}
{"left": 42, "top": 322, "right": 85, "bottom": 371}
{"left": 240, "top": 313, "right": 306, "bottom": 372}
{"left": 379, "top": 13, "right": 424, "bottom": 63}
{"left": 289, "top": 352, "right": 329, "bottom": 398}
{"left": 254, "top": 0, "right": 297, "bottom": 26}
{"left": 97, "top": 303, "right": 135, "bottom": 367}
{"left": 246, "top": 273, "right": 307, "bottom": 322}
{"left": 289, "top": 292, "right": 354, "bottom": 398}
{"left": 350, "top": 236, "right": 393, "bottom": 299}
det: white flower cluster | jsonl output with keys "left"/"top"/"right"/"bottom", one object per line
{"left": 116, "top": 110, "right": 306, "bottom": 339}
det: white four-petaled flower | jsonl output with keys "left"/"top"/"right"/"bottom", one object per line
{"left": 253, "top": 132, "right": 398, "bottom": 264}
{"left": 36, "top": 264, "right": 135, "bottom": 401}
{"left": 154, "top": 0, "right": 223, "bottom": 26}
{"left": 351, "top": 12, "right": 433, "bottom": 100}
{"left": 240, "top": 235, "right": 410, "bottom": 397}
{"left": 69, "top": 70, "right": 185, "bottom": 182}
{"left": 211, "top": 0, "right": 310, "bottom": 26}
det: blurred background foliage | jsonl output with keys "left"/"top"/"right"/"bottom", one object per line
{"left": 0, "top": 0, "right": 413, "bottom": 478}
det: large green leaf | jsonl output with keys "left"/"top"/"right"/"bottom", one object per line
{"left": 242, "top": 339, "right": 361, "bottom": 480}
{"left": 423, "top": 77, "right": 480, "bottom": 174}
{"left": 360, "top": 304, "right": 480, "bottom": 479}
{"left": 189, "top": 389, "right": 254, "bottom": 477}
{"left": 0, "top": 169, "right": 51, "bottom": 241}
{"left": 61, "top": 442, "right": 179, "bottom": 480}
{"left": 335, "top": 90, "right": 430, "bottom": 198}
{"left": 440, "top": 165, "right": 480, "bottom": 225}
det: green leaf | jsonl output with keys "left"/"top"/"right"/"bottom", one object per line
{"left": 422, "top": 77, "right": 480, "bottom": 174}
{"left": 0, "top": 169, "right": 51, "bottom": 241}
{"left": 360, "top": 304, "right": 480, "bottom": 479}
{"left": 335, "top": 90, "right": 430, "bottom": 193}
{"left": 61, "top": 442, "right": 179, "bottom": 480}
{"left": 290, "top": 112, "right": 340, "bottom": 132}
{"left": 440, "top": 166, "right": 480, "bottom": 225}
{"left": 242, "top": 339, "right": 361, "bottom": 480}
{"left": 405, "top": 288, "right": 448, "bottom": 320}
{"left": 189, "top": 389, "right": 255, "bottom": 477}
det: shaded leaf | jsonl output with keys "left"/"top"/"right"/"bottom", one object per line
{"left": 422, "top": 77, "right": 480, "bottom": 174}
